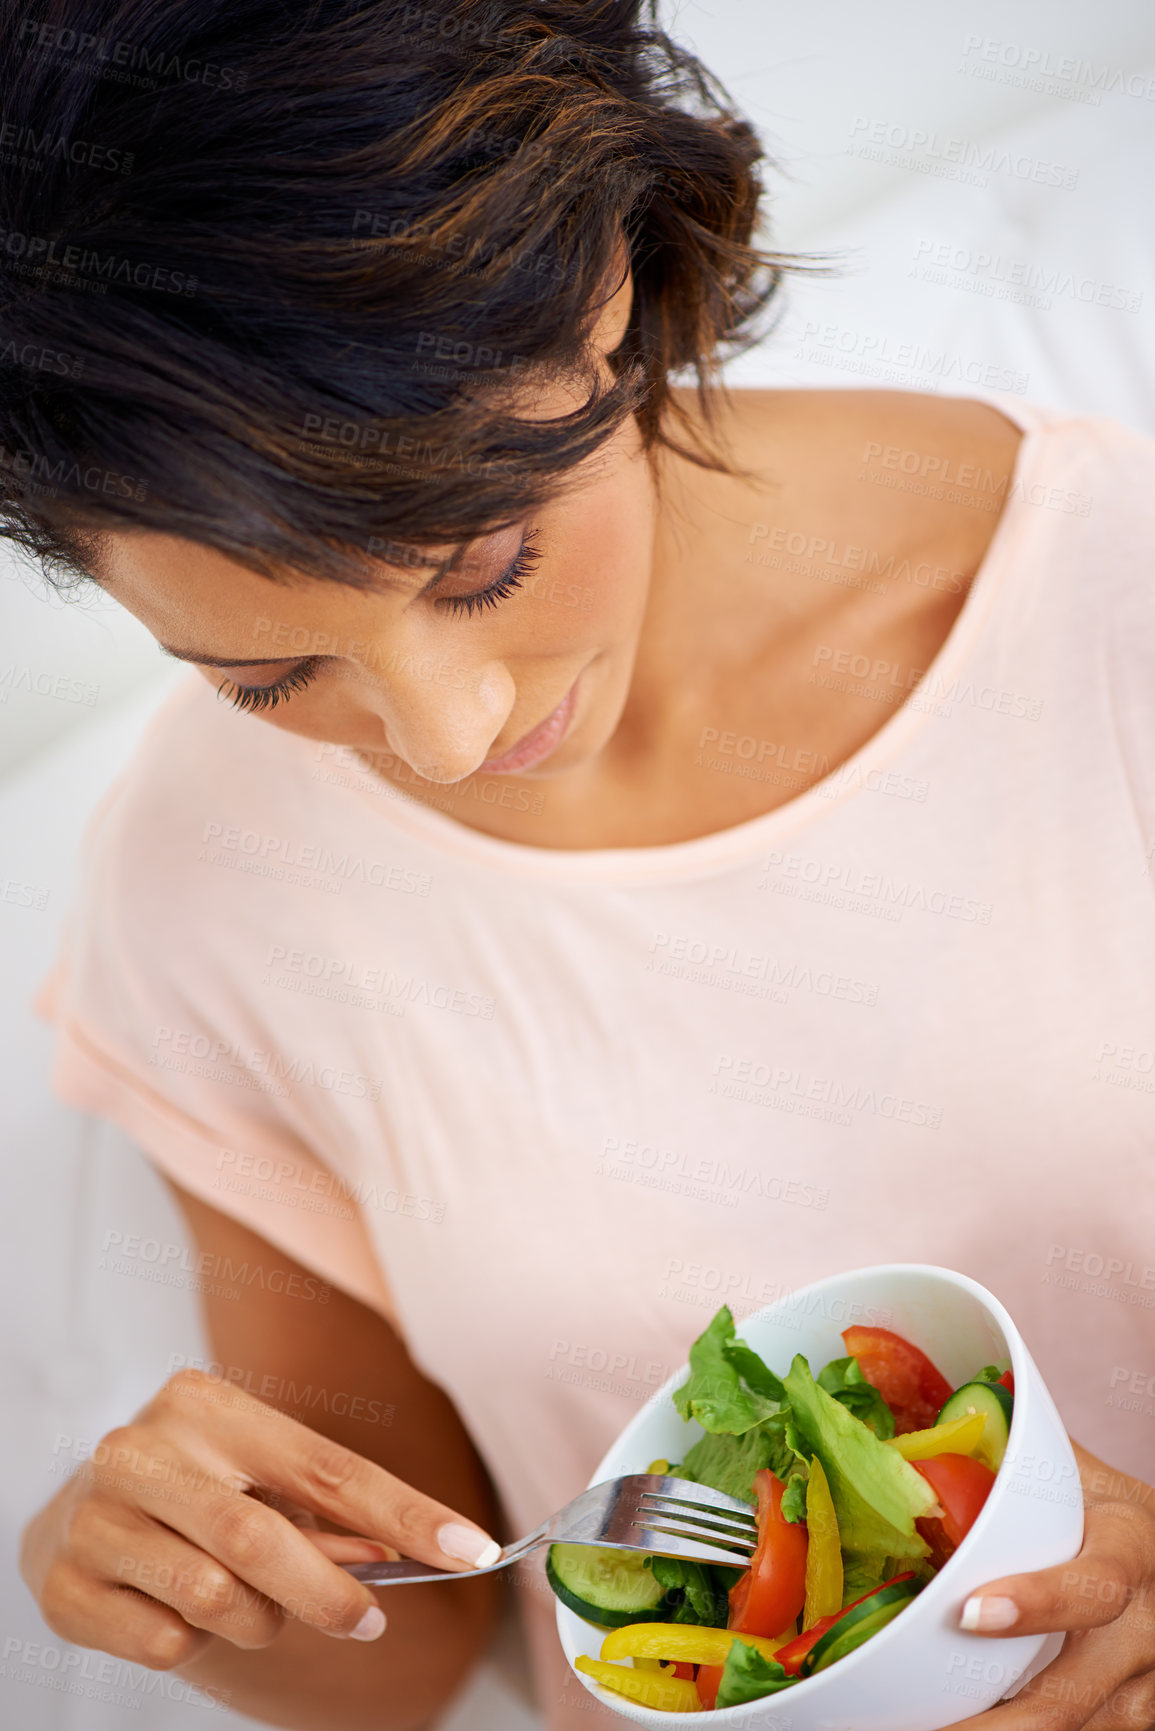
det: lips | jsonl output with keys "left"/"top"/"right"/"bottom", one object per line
{"left": 479, "top": 680, "right": 577, "bottom": 775}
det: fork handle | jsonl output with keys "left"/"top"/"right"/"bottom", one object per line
{"left": 342, "top": 1559, "right": 469, "bottom": 1585}
{"left": 341, "top": 1534, "right": 542, "bottom": 1587}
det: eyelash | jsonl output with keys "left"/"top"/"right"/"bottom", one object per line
{"left": 220, "top": 528, "right": 543, "bottom": 713}
{"left": 436, "top": 527, "right": 542, "bottom": 617}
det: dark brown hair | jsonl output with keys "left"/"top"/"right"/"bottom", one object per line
{"left": 0, "top": 0, "right": 801, "bottom": 586}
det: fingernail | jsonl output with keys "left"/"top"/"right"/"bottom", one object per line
{"left": 349, "top": 1605, "right": 387, "bottom": 1641}
{"left": 960, "top": 1595, "right": 1019, "bottom": 1631}
{"left": 436, "top": 1523, "right": 502, "bottom": 1569}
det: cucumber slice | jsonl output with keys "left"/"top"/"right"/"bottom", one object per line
{"left": 807, "top": 1593, "right": 915, "bottom": 1672}
{"left": 936, "top": 1381, "right": 1012, "bottom": 1471}
{"left": 547, "top": 1544, "right": 669, "bottom": 1628}
{"left": 799, "top": 1577, "right": 920, "bottom": 1677}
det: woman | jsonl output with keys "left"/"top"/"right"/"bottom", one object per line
{"left": 7, "top": 1, "right": 1155, "bottom": 1727}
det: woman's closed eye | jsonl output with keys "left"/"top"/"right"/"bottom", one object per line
{"left": 217, "top": 527, "right": 543, "bottom": 714}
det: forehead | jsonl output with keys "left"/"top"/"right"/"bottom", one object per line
{"left": 92, "top": 528, "right": 461, "bottom": 592}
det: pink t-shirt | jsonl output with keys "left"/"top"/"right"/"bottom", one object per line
{"left": 37, "top": 395, "right": 1155, "bottom": 1727}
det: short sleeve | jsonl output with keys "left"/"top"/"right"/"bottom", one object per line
{"left": 33, "top": 686, "right": 399, "bottom": 1326}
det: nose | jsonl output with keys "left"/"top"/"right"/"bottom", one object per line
{"left": 365, "top": 652, "right": 516, "bottom": 783}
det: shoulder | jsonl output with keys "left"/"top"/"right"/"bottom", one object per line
{"left": 87, "top": 674, "right": 318, "bottom": 880}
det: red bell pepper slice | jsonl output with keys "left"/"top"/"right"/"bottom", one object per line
{"left": 727, "top": 1469, "right": 809, "bottom": 1639}
{"left": 772, "top": 1572, "right": 917, "bottom": 1676}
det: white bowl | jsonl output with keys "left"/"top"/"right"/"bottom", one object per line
{"left": 556, "top": 1263, "right": 1083, "bottom": 1730}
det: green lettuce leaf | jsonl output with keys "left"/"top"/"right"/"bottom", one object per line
{"left": 679, "top": 1417, "right": 810, "bottom": 1522}
{"left": 782, "top": 1356, "right": 935, "bottom": 1560}
{"left": 840, "top": 1549, "right": 938, "bottom": 1607}
{"left": 672, "top": 1307, "right": 788, "bottom": 1435}
{"left": 839, "top": 1547, "right": 890, "bottom": 1605}
{"left": 817, "top": 1355, "right": 896, "bottom": 1439}
{"left": 715, "top": 1641, "right": 797, "bottom": 1707}
{"left": 643, "top": 1556, "right": 731, "bottom": 1627}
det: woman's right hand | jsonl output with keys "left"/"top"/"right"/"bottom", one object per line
{"left": 20, "top": 1369, "right": 502, "bottom": 1670}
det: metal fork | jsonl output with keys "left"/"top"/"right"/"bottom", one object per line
{"left": 341, "top": 1474, "right": 759, "bottom": 1586}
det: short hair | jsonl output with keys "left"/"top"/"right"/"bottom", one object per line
{"left": 0, "top": 0, "right": 802, "bottom": 587}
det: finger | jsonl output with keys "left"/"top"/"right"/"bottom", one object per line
{"left": 299, "top": 1531, "right": 401, "bottom": 1564}
{"left": 102, "top": 1516, "right": 286, "bottom": 1650}
{"left": 940, "top": 1626, "right": 1139, "bottom": 1731}
{"left": 960, "top": 1512, "right": 1145, "bottom": 1638}
{"left": 61, "top": 1489, "right": 284, "bottom": 1650}
{"left": 91, "top": 1427, "right": 389, "bottom": 1642}
{"left": 1083, "top": 1668, "right": 1155, "bottom": 1731}
{"left": 261, "top": 1494, "right": 400, "bottom": 1561}
{"left": 40, "top": 1558, "right": 212, "bottom": 1672}
{"left": 157, "top": 1370, "right": 501, "bottom": 1570}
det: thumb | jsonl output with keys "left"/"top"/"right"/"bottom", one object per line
{"left": 960, "top": 1516, "right": 1140, "bottom": 1637}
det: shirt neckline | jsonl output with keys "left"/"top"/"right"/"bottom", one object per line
{"left": 323, "top": 394, "right": 1046, "bottom": 884}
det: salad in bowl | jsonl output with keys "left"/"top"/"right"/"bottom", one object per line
{"left": 551, "top": 1265, "right": 1083, "bottom": 1727}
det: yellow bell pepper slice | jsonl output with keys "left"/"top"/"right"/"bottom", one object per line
{"left": 575, "top": 1655, "right": 701, "bottom": 1712}
{"left": 802, "top": 1454, "right": 843, "bottom": 1629}
{"left": 886, "top": 1411, "right": 987, "bottom": 1460}
{"left": 600, "top": 1624, "right": 786, "bottom": 1666}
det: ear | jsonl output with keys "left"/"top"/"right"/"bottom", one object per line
{"left": 587, "top": 235, "right": 634, "bottom": 360}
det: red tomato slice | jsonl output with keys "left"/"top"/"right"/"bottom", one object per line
{"left": 913, "top": 1453, "right": 996, "bottom": 1550}
{"left": 696, "top": 1663, "right": 723, "bottom": 1709}
{"left": 773, "top": 1573, "right": 917, "bottom": 1676}
{"left": 669, "top": 1662, "right": 695, "bottom": 1681}
{"left": 996, "top": 1369, "right": 1015, "bottom": 1396}
{"left": 727, "top": 1468, "right": 808, "bottom": 1639}
{"left": 841, "top": 1325, "right": 954, "bottom": 1434}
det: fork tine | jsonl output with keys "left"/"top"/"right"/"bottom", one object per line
{"left": 639, "top": 1490, "right": 758, "bottom": 1531}
{"left": 633, "top": 1525, "right": 756, "bottom": 1566}
{"left": 628, "top": 1477, "right": 758, "bottom": 1565}
{"left": 645, "top": 1478, "right": 759, "bottom": 1519}
{"left": 638, "top": 1502, "right": 757, "bottom": 1545}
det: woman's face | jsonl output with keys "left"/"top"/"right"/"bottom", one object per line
{"left": 91, "top": 268, "right": 662, "bottom": 786}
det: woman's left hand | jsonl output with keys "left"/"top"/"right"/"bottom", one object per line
{"left": 950, "top": 1441, "right": 1155, "bottom": 1730}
